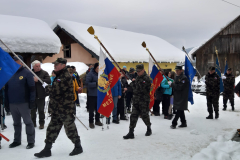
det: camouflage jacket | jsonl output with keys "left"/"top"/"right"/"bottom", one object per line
{"left": 223, "top": 73, "right": 235, "bottom": 94}
{"left": 131, "top": 72, "right": 151, "bottom": 104}
{"left": 205, "top": 72, "right": 220, "bottom": 97}
{"left": 46, "top": 67, "right": 75, "bottom": 115}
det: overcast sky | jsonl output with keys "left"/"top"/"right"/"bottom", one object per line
{"left": 1, "top": 0, "right": 240, "bottom": 49}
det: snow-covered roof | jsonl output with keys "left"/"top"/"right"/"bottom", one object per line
{"left": 53, "top": 20, "right": 185, "bottom": 63}
{"left": 0, "top": 15, "right": 61, "bottom": 53}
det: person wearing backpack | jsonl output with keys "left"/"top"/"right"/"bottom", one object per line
{"left": 161, "top": 71, "right": 173, "bottom": 120}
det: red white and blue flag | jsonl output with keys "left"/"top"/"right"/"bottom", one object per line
{"left": 149, "top": 57, "right": 163, "bottom": 109}
{"left": 97, "top": 48, "right": 121, "bottom": 117}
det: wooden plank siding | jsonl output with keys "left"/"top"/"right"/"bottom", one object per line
{"left": 194, "top": 16, "right": 240, "bottom": 77}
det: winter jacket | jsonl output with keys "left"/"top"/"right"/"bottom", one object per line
{"left": 86, "top": 69, "right": 98, "bottom": 97}
{"left": 223, "top": 73, "right": 235, "bottom": 94}
{"left": 50, "top": 76, "right": 55, "bottom": 85}
{"left": 5, "top": 67, "right": 36, "bottom": 104}
{"left": 205, "top": 72, "right": 220, "bottom": 97}
{"left": 33, "top": 69, "right": 51, "bottom": 99}
{"left": 45, "top": 67, "right": 75, "bottom": 115}
{"left": 111, "top": 80, "right": 122, "bottom": 97}
{"left": 120, "top": 77, "right": 128, "bottom": 98}
{"left": 161, "top": 76, "right": 172, "bottom": 95}
{"left": 72, "top": 77, "right": 79, "bottom": 101}
{"left": 127, "top": 72, "right": 137, "bottom": 92}
{"left": 234, "top": 81, "right": 240, "bottom": 94}
{"left": 171, "top": 72, "right": 189, "bottom": 110}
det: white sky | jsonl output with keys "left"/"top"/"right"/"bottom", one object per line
{"left": 0, "top": 0, "right": 240, "bottom": 49}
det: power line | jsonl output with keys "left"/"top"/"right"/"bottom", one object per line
{"left": 222, "top": 0, "right": 240, "bottom": 8}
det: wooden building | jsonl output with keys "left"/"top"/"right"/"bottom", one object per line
{"left": 0, "top": 15, "right": 61, "bottom": 67}
{"left": 192, "top": 15, "right": 240, "bottom": 76}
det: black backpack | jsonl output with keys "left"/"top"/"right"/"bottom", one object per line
{"left": 155, "top": 86, "right": 165, "bottom": 101}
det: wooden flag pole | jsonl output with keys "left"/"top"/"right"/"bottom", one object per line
{"left": 182, "top": 46, "right": 202, "bottom": 78}
{"left": 215, "top": 46, "right": 222, "bottom": 72}
{"left": 141, "top": 41, "right": 169, "bottom": 81}
{"left": 87, "top": 26, "right": 129, "bottom": 80}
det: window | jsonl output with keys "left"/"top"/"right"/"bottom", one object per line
{"left": 63, "top": 45, "right": 71, "bottom": 58}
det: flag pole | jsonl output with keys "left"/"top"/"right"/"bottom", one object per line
{"left": 87, "top": 26, "right": 129, "bottom": 80}
{"left": 141, "top": 41, "right": 169, "bottom": 81}
{"left": 215, "top": 46, "right": 222, "bottom": 74}
{"left": 0, "top": 39, "right": 44, "bottom": 84}
{"left": 182, "top": 46, "right": 202, "bottom": 78}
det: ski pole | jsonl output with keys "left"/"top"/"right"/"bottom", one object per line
{"left": 73, "top": 114, "right": 88, "bottom": 130}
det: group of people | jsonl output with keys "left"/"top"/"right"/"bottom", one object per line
{"left": 0, "top": 55, "right": 240, "bottom": 158}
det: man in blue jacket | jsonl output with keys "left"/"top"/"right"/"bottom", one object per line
{"left": 107, "top": 79, "right": 122, "bottom": 124}
{"left": 86, "top": 63, "right": 103, "bottom": 129}
{"left": 5, "top": 55, "right": 36, "bottom": 149}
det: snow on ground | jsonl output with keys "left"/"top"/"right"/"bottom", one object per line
{"left": 1, "top": 93, "right": 240, "bottom": 160}
{"left": 41, "top": 62, "right": 89, "bottom": 76}
{"left": 0, "top": 15, "right": 61, "bottom": 53}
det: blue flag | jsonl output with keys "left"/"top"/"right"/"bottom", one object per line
{"left": 0, "top": 47, "right": 20, "bottom": 89}
{"left": 184, "top": 56, "right": 196, "bottom": 105}
{"left": 224, "top": 60, "right": 228, "bottom": 75}
{"left": 216, "top": 57, "right": 224, "bottom": 92}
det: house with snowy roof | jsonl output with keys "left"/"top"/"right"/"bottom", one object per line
{"left": 0, "top": 15, "right": 61, "bottom": 67}
{"left": 43, "top": 20, "right": 185, "bottom": 73}
{"left": 191, "top": 15, "right": 240, "bottom": 77}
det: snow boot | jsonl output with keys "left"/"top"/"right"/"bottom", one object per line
{"left": 178, "top": 123, "right": 187, "bottom": 128}
{"left": 89, "top": 123, "right": 95, "bottom": 129}
{"left": 123, "top": 128, "right": 134, "bottom": 139}
{"left": 170, "top": 125, "right": 176, "bottom": 129}
{"left": 9, "top": 142, "right": 21, "bottom": 148}
{"left": 34, "top": 143, "right": 52, "bottom": 158}
{"left": 145, "top": 126, "right": 152, "bottom": 136}
{"left": 26, "top": 143, "right": 35, "bottom": 149}
{"left": 206, "top": 114, "right": 213, "bottom": 119}
{"left": 69, "top": 140, "right": 83, "bottom": 156}
{"left": 95, "top": 121, "right": 103, "bottom": 126}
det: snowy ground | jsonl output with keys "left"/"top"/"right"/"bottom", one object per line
{"left": 1, "top": 93, "right": 240, "bottom": 160}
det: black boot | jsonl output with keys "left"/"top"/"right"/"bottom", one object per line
{"left": 170, "top": 125, "right": 176, "bottom": 129}
{"left": 215, "top": 112, "right": 219, "bottom": 119}
{"left": 26, "top": 143, "right": 35, "bottom": 149}
{"left": 9, "top": 142, "right": 21, "bottom": 148}
{"left": 206, "top": 114, "right": 213, "bottom": 119}
{"left": 123, "top": 128, "right": 134, "bottom": 139}
{"left": 145, "top": 126, "right": 152, "bottom": 136}
{"left": 232, "top": 106, "right": 235, "bottom": 111}
{"left": 34, "top": 143, "right": 52, "bottom": 158}
{"left": 222, "top": 108, "right": 226, "bottom": 111}
{"left": 69, "top": 140, "right": 83, "bottom": 156}
{"left": 178, "top": 123, "right": 187, "bottom": 128}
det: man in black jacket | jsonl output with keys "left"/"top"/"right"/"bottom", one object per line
{"left": 169, "top": 66, "right": 189, "bottom": 129}
{"left": 222, "top": 68, "right": 235, "bottom": 111}
{"left": 205, "top": 66, "right": 220, "bottom": 119}
{"left": 31, "top": 60, "right": 51, "bottom": 129}
{"left": 5, "top": 55, "right": 36, "bottom": 149}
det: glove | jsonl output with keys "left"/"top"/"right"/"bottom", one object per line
{"left": 127, "top": 79, "right": 132, "bottom": 85}
{"left": 42, "top": 82, "right": 48, "bottom": 88}
{"left": 168, "top": 81, "right": 172, "bottom": 86}
{"left": 29, "top": 101, "right": 36, "bottom": 110}
{"left": 222, "top": 76, "right": 226, "bottom": 79}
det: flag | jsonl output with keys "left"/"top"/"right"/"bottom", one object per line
{"left": 0, "top": 47, "right": 20, "bottom": 89}
{"left": 184, "top": 56, "right": 196, "bottom": 105}
{"left": 216, "top": 57, "right": 224, "bottom": 92}
{"left": 149, "top": 57, "right": 163, "bottom": 109}
{"left": 97, "top": 48, "right": 121, "bottom": 117}
{"left": 224, "top": 60, "right": 228, "bottom": 75}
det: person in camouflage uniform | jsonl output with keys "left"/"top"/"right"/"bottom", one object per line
{"left": 34, "top": 58, "right": 82, "bottom": 158}
{"left": 205, "top": 66, "right": 220, "bottom": 119}
{"left": 123, "top": 64, "right": 152, "bottom": 139}
{"left": 222, "top": 68, "right": 235, "bottom": 111}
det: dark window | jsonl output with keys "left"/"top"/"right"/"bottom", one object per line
{"left": 63, "top": 45, "right": 71, "bottom": 58}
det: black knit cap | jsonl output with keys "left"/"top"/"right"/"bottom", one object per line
{"left": 94, "top": 62, "right": 99, "bottom": 70}
{"left": 209, "top": 66, "right": 215, "bottom": 71}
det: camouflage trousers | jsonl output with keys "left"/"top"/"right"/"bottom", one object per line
{"left": 45, "top": 114, "right": 80, "bottom": 144}
{"left": 129, "top": 102, "right": 151, "bottom": 129}
{"left": 223, "top": 93, "right": 234, "bottom": 108}
{"left": 206, "top": 96, "right": 219, "bottom": 114}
